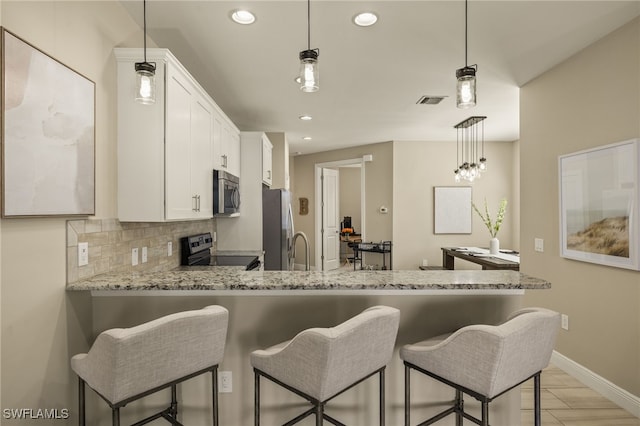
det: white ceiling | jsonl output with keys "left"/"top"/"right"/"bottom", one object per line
{"left": 120, "top": 1, "right": 640, "bottom": 155}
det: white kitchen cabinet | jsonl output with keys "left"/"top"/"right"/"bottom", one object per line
{"left": 216, "top": 131, "right": 270, "bottom": 250}
{"left": 213, "top": 111, "right": 241, "bottom": 178}
{"left": 115, "top": 48, "right": 216, "bottom": 221}
{"left": 262, "top": 135, "right": 273, "bottom": 186}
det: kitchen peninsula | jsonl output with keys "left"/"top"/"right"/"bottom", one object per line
{"left": 67, "top": 269, "right": 550, "bottom": 425}
{"left": 67, "top": 269, "right": 548, "bottom": 295}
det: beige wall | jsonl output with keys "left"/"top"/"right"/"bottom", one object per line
{"left": 392, "top": 140, "right": 518, "bottom": 270}
{"left": 0, "top": 1, "right": 142, "bottom": 423}
{"left": 291, "top": 142, "right": 393, "bottom": 269}
{"left": 521, "top": 18, "right": 640, "bottom": 395}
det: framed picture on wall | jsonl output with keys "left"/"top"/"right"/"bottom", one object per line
{"left": 1, "top": 27, "right": 95, "bottom": 217}
{"left": 559, "top": 139, "right": 640, "bottom": 270}
{"left": 433, "top": 186, "right": 472, "bottom": 234}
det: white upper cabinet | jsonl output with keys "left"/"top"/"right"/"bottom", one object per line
{"left": 262, "top": 135, "right": 273, "bottom": 186}
{"left": 213, "top": 110, "right": 241, "bottom": 178}
{"left": 115, "top": 48, "right": 229, "bottom": 221}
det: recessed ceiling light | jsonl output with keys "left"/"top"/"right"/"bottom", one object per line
{"left": 353, "top": 12, "right": 378, "bottom": 27}
{"left": 303, "top": 136, "right": 312, "bottom": 140}
{"left": 299, "top": 115, "right": 313, "bottom": 121}
{"left": 230, "top": 10, "right": 256, "bottom": 25}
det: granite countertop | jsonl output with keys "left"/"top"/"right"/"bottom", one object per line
{"left": 66, "top": 268, "right": 550, "bottom": 295}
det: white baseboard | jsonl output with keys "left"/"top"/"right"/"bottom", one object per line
{"left": 551, "top": 351, "right": 640, "bottom": 418}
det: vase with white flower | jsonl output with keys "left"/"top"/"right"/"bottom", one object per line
{"left": 472, "top": 198, "right": 507, "bottom": 254}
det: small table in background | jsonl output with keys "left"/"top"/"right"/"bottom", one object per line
{"left": 441, "top": 247, "right": 520, "bottom": 271}
{"left": 340, "top": 234, "right": 362, "bottom": 265}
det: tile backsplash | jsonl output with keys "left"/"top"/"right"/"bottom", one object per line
{"left": 66, "top": 218, "right": 215, "bottom": 284}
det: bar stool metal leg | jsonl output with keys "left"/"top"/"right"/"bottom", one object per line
{"left": 404, "top": 364, "right": 410, "bottom": 426}
{"left": 534, "top": 373, "right": 541, "bottom": 426}
{"left": 379, "top": 369, "right": 385, "bottom": 426}
{"left": 254, "top": 370, "right": 260, "bottom": 426}
{"left": 455, "top": 390, "right": 463, "bottom": 426}
{"left": 481, "top": 401, "right": 489, "bottom": 426}
{"left": 212, "top": 368, "right": 219, "bottom": 426}
{"left": 112, "top": 407, "right": 120, "bottom": 426}
{"left": 315, "top": 404, "right": 323, "bottom": 426}
{"left": 78, "top": 378, "right": 86, "bottom": 426}
{"left": 170, "top": 384, "right": 178, "bottom": 420}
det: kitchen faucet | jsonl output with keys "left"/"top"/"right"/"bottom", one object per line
{"left": 291, "top": 231, "right": 310, "bottom": 271}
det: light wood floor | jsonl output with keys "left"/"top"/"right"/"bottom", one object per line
{"left": 521, "top": 365, "right": 640, "bottom": 425}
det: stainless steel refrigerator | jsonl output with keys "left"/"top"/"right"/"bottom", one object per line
{"left": 262, "top": 188, "right": 294, "bottom": 270}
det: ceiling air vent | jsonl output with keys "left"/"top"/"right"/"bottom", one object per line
{"left": 416, "top": 95, "right": 446, "bottom": 105}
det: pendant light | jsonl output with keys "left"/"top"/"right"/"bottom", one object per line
{"left": 299, "top": 0, "right": 319, "bottom": 92}
{"left": 135, "top": 0, "right": 156, "bottom": 104}
{"left": 453, "top": 116, "right": 486, "bottom": 182}
{"left": 456, "top": 0, "right": 477, "bottom": 109}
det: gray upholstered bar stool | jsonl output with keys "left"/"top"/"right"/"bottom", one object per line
{"left": 71, "top": 305, "right": 228, "bottom": 426}
{"left": 401, "top": 307, "right": 560, "bottom": 426}
{"left": 250, "top": 305, "right": 400, "bottom": 426}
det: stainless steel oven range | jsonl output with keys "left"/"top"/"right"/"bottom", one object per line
{"left": 180, "top": 232, "right": 260, "bottom": 270}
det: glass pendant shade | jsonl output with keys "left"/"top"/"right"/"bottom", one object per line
{"left": 456, "top": 66, "right": 476, "bottom": 109}
{"left": 135, "top": 62, "right": 156, "bottom": 104}
{"left": 299, "top": 49, "right": 319, "bottom": 92}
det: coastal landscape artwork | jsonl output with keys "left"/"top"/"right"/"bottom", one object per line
{"left": 559, "top": 139, "right": 640, "bottom": 270}
{"left": 1, "top": 28, "right": 95, "bottom": 217}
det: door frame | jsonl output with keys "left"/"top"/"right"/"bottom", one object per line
{"left": 314, "top": 157, "right": 366, "bottom": 271}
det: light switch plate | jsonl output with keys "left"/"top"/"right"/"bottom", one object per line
{"left": 142, "top": 247, "right": 148, "bottom": 263}
{"left": 78, "top": 242, "right": 89, "bottom": 266}
{"left": 534, "top": 238, "right": 544, "bottom": 252}
{"left": 219, "top": 371, "right": 232, "bottom": 393}
{"left": 167, "top": 242, "right": 173, "bottom": 256}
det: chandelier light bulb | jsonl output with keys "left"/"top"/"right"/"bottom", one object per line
{"left": 479, "top": 157, "right": 487, "bottom": 171}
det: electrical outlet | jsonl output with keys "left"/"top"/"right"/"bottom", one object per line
{"left": 561, "top": 314, "right": 569, "bottom": 331}
{"left": 534, "top": 238, "right": 544, "bottom": 252}
{"left": 219, "top": 371, "right": 232, "bottom": 393}
{"left": 78, "top": 242, "right": 89, "bottom": 266}
{"left": 142, "top": 246, "right": 148, "bottom": 263}
{"left": 422, "top": 259, "right": 429, "bottom": 267}
{"left": 132, "top": 248, "right": 139, "bottom": 266}
{"left": 167, "top": 242, "right": 173, "bottom": 256}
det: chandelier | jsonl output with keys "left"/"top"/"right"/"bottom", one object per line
{"left": 454, "top": 116, "right": 487, "bottom": 182}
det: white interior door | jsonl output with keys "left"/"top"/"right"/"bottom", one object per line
{"left": 322, "top": 168, "right": 340, "bottom": 271}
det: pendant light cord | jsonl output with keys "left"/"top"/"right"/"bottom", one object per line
{"left": 143, "top": 0, "right": 148, "bottom": 63}
{"left": 464, "top": 0, "right": 468, "bottom": 67}
{"left": 307, "top": 0, "right": 311, "bottom": 50}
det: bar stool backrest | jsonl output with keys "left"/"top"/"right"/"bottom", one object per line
{"left": 71, "top": 305, "right": 228, "bottom": 404}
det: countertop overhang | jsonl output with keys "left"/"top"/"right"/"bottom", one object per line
{"left": 66, "top": 269, "right": 550, "bottom": 296}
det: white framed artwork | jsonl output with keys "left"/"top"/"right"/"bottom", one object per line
{"left": 559, "top": 139, "right": 640, "bottom": 270}
{"left": 434, "top": 186, "right": 472, "bottom": 234}
{"left": 1, "top": 28, "right": 95, "bottom": 217}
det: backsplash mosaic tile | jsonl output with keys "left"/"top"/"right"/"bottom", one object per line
{"left": 66, "top": 218, "right": 216, "bottom": 284}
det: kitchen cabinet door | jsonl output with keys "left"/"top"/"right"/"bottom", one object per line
{"left": 165, "top": 65, "right": 196, "bottom": 220}
{"left": 262, "top": 135, "right": 273, "bottom": 186}
{"left": 190, "top": 95, "right": 214, "bottom": 218}
{"left": 213, "top": 112, "right": 241, "bottom": 178}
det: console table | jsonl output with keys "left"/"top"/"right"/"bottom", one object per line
{"left": 441, "top": 247, "right": 520, "bottom": 271}
{"left": 353, "top": 241, "right": 392, "bottom": 270}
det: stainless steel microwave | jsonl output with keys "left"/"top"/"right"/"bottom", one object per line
{"left": 213, "top": 170, "right": 240, "bottom": 216}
